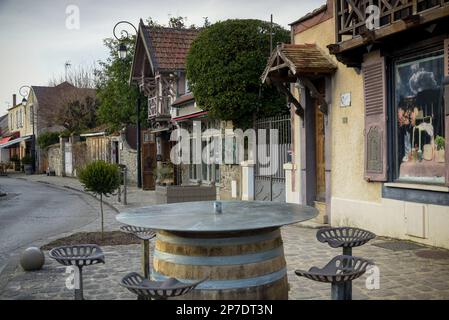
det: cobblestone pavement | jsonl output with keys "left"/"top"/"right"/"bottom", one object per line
{"left": 1, "top": 224, "right": 449, "bottom": 300}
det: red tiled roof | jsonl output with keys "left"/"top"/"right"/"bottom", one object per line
{"left": 142, "top": 26, "right": 200, "bottom": 71}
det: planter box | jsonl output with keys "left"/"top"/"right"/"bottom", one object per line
{"left": 156, "top": 185, "right": 217, "bottom": 204}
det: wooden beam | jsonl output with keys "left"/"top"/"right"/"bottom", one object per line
{"left": 272, "top": 80, "right": 304, "bottom": 119}
{"left": 330, "top": 5, "right": 449, "bottom": 54}
{"left": 298, "top": 76, "right": 328, "bottom": 115}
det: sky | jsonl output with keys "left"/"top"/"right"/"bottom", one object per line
{"left": 0, "top": 0, "right": 325, "bottom": 115}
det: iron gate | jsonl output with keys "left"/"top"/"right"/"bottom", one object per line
{"left": 254, "top": 115, "right": 291, "bottom": 202}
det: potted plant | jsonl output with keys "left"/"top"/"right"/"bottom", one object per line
{"left": 435, "top": 136, "right": 445, "bottom": 163}
{"left": 21, "top": 155, "right": 34, "bottom": 175}
{"left": 78, "top": 161, "right": 120, "bottom": 239}
{"left": 155, "top": 163, "right": 174, "bottom": 186}
{"left": 10, "top": 155, "right": 20, "bottom": 171}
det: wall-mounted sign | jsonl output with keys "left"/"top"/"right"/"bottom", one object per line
{"left": 340, "top": 92, "right": 351, "bottom": 107}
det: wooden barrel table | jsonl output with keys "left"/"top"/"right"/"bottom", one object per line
{"left": 117, "top": 201, "right": 317, "bottom": 300}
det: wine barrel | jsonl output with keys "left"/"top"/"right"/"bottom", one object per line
{"left": 152, "top": 227, "right": 288, "bottom": 300}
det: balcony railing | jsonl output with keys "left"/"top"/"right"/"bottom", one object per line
{"left": 335, "top": 0, "right": 449, "bottom": 42}
{"left": 148, "top": 96, "right": 172, "bottom": 119}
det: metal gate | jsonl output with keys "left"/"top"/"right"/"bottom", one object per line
{"left": 254, "top": 115, "right": 291, "bottom": 202}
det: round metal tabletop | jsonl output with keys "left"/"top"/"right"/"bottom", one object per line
{"left": 116, "top": 201, "right": 318, "bottom": 232}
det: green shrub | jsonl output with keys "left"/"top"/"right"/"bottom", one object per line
{"left": 435, "top": 135, "right": 445, "bottom": 151}
{"left": 186, "top": 19, "right": 290, "bottom": 127}
{"left": 78, "top": 161, "right": 120, "bottom": 237}
{"left": 37, "top": 132, "right": 60, "bottom": 149}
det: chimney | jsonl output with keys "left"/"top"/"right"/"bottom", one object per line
{"left": 13, "top": 94, "right": 16, "bottom": 107}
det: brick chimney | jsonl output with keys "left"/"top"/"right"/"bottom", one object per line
{"left": 12, "top": 94, "right": 16, "bottom": 107}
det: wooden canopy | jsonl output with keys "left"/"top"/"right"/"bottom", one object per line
{"left": 261, "top": 43, "right": 337, "bottom": 118}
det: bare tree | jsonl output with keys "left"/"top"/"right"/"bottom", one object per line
{"left": 48, "top": 62, "right": 99, "bottom": 89}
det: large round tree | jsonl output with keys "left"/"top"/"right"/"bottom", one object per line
{"left": 186, "top": 19, "right": 290, "bottom": 127}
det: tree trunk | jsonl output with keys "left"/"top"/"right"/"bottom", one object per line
{"left": 100, "top": 194, "right": 104, "bottom": 240}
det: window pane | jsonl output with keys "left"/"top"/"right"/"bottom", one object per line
{"left": 395, "top": 51, "right": 445, "bottom": 184}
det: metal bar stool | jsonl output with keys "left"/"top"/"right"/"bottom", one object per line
{"left": 49, "top": 244, "right": 105, "bottom": 300}
{"left": 316, "top": 226, "right": 376, "bottom": 298}
{"left": 120, "top": 272, "right": 207, "bottom": 300}
{"left": 295, "top": 255, "right": 373, "bottom": 300}
{"left": 120, "top": 225, "right": 156, "bottom": 279}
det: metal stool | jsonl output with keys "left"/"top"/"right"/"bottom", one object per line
{"left": 316, "top": 227, "right": 375, "bottom": 296}
{"left": 49, "top": 244, "right": 105, "bottom": 300}
{"left": 120, "top": 272, "right": 206, "bottom": 300}
{"left": 295, "top": 255, "right": 372, "bottom": 300}
{"left": 317, "top": 227, "right": 376, "bottom": 255}
{"left": 120, "top": 225, "right": 156, "bottom": 279}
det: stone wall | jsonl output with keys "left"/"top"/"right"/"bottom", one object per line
{"left": 47, "top": 144, "right": 61, "bottom": 176}
{"left": 112, "top": 133, "right": 138, "bottom": 186}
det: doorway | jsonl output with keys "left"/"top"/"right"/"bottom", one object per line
{"left": 314, "top": 80, "right": 326, "bottom": 202}
{"left": 142, "top": 130, "right": 157, "bottom": 190}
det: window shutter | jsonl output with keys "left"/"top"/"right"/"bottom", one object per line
{"left": 444, "top": 38, "right": 449, "bottom": 186}
{"left": 362, "top": 55, "right": 387, "bottom": 182}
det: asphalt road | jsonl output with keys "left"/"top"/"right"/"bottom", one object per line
{"left": 0, "top": 177, "right": 98, "bottom": 273}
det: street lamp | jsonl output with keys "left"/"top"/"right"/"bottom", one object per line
{"left": 19, "top": 85, "right": 31, "bottom": 106}
{"left": 113, "top": 21, "right": 138, "bottom": 60}
{"left": 112, "top": 21, "right": 143, "bottom": 189}
{"left": 18, "top": 85, "right": 35, "bottom": 172}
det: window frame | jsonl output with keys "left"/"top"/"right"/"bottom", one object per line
{"left": 388, "top": 41, "right": 446, "bottom": 185}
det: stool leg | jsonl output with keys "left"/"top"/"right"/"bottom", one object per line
{"left": 75, "top": 267, "right": 83, "bottom": 300}
{"left": 342, "top": 247, "right": 352, "bottom": 298}
{"left": 142, "top": 239, "right": 150, "bottom": 279}
{"left": 331, "top": 282, "right": 351, "bottom": 300}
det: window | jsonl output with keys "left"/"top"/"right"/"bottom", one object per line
{"left": 16, "top": 110, "right": 19, "bottom": 129}
{"left": 394, "top": 50, "right": 445, "bottom": 184}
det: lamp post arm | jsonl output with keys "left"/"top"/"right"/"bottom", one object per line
{"left": 113, "top": 21, "right": 138, "bottom": 41}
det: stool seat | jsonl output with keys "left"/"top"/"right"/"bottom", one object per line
{"left": 49, "top": 244, "right": 105, "bottom": 300}
{"left": 49, "top": 244, "right": 105, "bottom": 267}
{"left": 316, "top": 227, "right": 376, "bottom": 249}
{"left": 120, "top": 225, "right": 156, "bottom": 241}
{"left": 295, "top": 255, "right": 372, "bottom": 283}
{"left": 120, "top": 272, "right": 206, "bottom": 300}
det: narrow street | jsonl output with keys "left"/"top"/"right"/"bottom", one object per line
{"left": 0, "top": 177, "right": 98, "bottom": 273}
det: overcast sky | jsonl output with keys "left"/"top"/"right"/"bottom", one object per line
{"left": 0, "top": 0, "right": 325, "bottom": 115}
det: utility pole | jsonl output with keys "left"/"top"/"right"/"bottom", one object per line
{"left": 270, "top": 14, "right": 273, "bottom": 54}
{"left": 64, "top": 61, "right": 71, "bottom": 82}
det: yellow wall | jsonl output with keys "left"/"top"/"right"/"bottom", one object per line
{"left": 293, "top": 17, "right": 381, "bottom": 203}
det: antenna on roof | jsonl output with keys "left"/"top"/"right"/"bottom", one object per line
{"left": 65, "top": 61, "right": 72, "bottom": 82}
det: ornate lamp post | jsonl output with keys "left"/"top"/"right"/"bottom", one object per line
{"left": 112, "top": 21, "right": 142, "bottom": 188}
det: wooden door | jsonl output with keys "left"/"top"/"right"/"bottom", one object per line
{"left": 315, "top": 82, "right": 326, "bottom": 202}
{"left": 142, "top": 132, "right": 157, "bottom": 190}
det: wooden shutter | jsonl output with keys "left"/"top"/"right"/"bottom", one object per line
{"left": 362, "top": 55, "right": 387, "bottom": 182}
{"left": 444, "top": 38, "right": 449, "bottom": 186}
